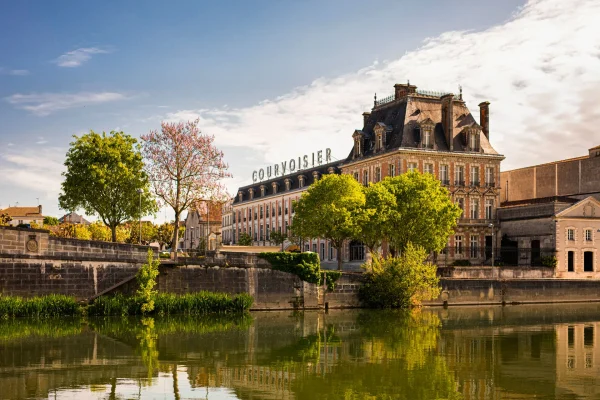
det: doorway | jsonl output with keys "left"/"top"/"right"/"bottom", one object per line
{"left": 485, "top": 235, "right": 492, "bottom": 261}
{"left": 531, "top": 240, "right": 541, "bottom": 266}
{"left": 584, "top": 251, "right": 594, "bottom": 272}
{"left": 568, "top": 251, "right": 574, "bottom": 272}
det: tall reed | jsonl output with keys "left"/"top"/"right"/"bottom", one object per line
{"left": 0, "top": 294, "right": 81, "bottom": 318}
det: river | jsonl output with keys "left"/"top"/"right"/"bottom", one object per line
{"left": 1, "top": 303, "right": 600, "bottom": 399}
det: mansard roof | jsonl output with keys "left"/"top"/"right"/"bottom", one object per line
{"left": 342, "top": 84, "right": 500, "bottom": 163}
{"left": 233, "top": 161, "right": 340, "bottom": 205}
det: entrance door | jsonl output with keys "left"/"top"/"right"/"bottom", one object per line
{"left": 531, "top": 240, "right": 541, "bottom": 266}
{"left": 568, "top": 251, "right": 574, "bottom": 272}
{"left": 584, "top": 251, "right": 594, "bottom": 272}
{"left": 485, "top": 236, "right": 493, "bottom": 261}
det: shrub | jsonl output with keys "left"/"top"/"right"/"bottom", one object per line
{"left": 541, "top": 255, "right": 558, "bottom": 268}
{"left": 451, "top": 259, "right": 472, "bottom": 267}
{"left": 359, "top": 243, "right": 441, "bottom": 308}
{"left": 137, "top": 249, "right": 160, "bottom": 313}
{"left": 0, "top": 294, "right": 81, "bottom": 318}
{"left": 258, "top": 251, "right": 341, "bottom": 290}
{"left": 238, "top": 233, "right": 253, "bottom": 246}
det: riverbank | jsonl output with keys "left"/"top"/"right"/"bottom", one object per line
{"left": 0, "top": 292, "right": 253, "bottom": 318}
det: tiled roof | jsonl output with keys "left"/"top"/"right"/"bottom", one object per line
{"left": 59, "top": 212, "right": 91, "bottom": 225}
{"left": 0, "top": 206, "right": 43, "bottom": 218}
{"left": 342, "top": 86, "right": 499, "bottom": 163}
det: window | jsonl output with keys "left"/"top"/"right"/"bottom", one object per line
{"left": 363, "top": 170, "right": 369, "bottom": 186}
{"left": 260, "top": 205, "right": 263, "bottom": 219}
{"left": 424, "top": 163, "right": 433, "bottom": 175}
{"left": 278, "top": 204, "right": 282, "bottom": 216}
{"left": 455, "top": 165, "right": 465, "bottom": 186}
{"left": 408, "top": 162, "right": 418, "bottom": 172}
{"left": 568, "top": 229, "right": 575, "bottom": 241}
{"left": 485, "top": 199, "right": 494, "bottom": 220}
{"left": 354, "top": 172, "right": 359, "bottom": 181}
{"left": 470, "top": 198, "right": 479, "bottom": 219}
{"left": 584, "top": 251, "right": 594, "bottom": 272}
{"left": 469, "top": 132, "right": 480, "bottom": 151}
{"left": 377, "top": 134, "right": 383, "bottom": 151}
{"left": 471, "top": 166, "right": 480, "bottom": 187}
{"left": 312, "top": 243, "right": 317, "bottom": 253}
{"left": 389, "top": 164, "right": 396, "bottom": 177}
{"left": 586, "top": 229, "right": 593, "bottom": 241}
{"left": 285, "top": 180, "right": 291, "bottom": 191}
{"left": 285, "top": 203, "right": 288, "bottom": 215}
{"left": 456, "top": 198, "right": 465, "bottom": 218}
{"left": 584, "top": 326, "right": 594, "bottom": 347}
{"left": 568, "top": 326, "right": 575, "bottom": 348}
{"left": 285, "top": 221, "right": 289, "bottom": 234}
{"left": 260, "top": 226, "right": 263, "bottom": 241}
{"left": 470, "top": 235, "right": 478, "bottom": 258}
{"left": 568, "top": 251, "right": 574, "bottom": 272}
{"left": 375, "top": 167, "right": 381, "bottom": 182}
{"left": 329, "top": 242, "right": 333, "bottom": 260}
{"left": 422, "top": 129, "right": 432, "bottom": 148}
{"left": 440, "top": 165, "right": 449, "bottom": 184}
{"left": 455, "top": 235, "right": 463, "bottom": 255}
{"left": 321, "top": 243, "right": 325, "bottom": 260}
{"left": 485, "top": 167, "right": 494, "bottom": 187}
{"left": 299, "top": 177, "right": 304, "bottom": 188}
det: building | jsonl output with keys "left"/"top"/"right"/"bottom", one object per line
{"left": 232, "top": 160, "right": 340, "bottom": 261}
{"left": 501, "top": 145, "right": 600, "bottom": 204}
{"left": 183, "top": 201, "right": 223, "bottom": 251}
{"left": 0, "top": 205, "right": 43, "bottom": 226}
{"left": 59, "top": 212, "right": 91, "bottom": 225}
{"left": 221, "top": 198, "right": 234, "bottom": 245}
{"left": 339, "top": 82, "right": 504, "bottom": 265}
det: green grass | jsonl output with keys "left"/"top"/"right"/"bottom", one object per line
{"left": 87, "top": 291, "right": 254, "bottom": 316}
{"left": 0, "top": 294, "right": 81, "bottom": 319}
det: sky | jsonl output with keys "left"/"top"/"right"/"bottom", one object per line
{"left": 1, "top": 0, "right": 600, "bottom": 223}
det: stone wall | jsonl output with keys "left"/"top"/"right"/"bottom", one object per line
{"left": 438, "top": 265, "right": 555, "bottom": 279}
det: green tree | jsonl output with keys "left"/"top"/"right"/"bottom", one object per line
{"left": 356, "top": 182, "right": 396, "bottom": 256}
{"left": 269, "top": 230, "right": 287, "bottom": 251}
{"left": 381, "top": 172, "right": 461, "bottom": 254}
{"left": 136, "top": 249, "right": 160, "bottom": 314}
{"left": 127, "top": 221, "right": 158, "bottom": 245}
{"left": 0, "top": 213, "right": 12, "bottom": 226}
{"left": 59, "top": 131, "right": 157, "bottom": 242}
{"left": 238, "top": 232, "right": 252, "bottom": 246}
{"left": 291, "top": 174, "right": 367, "bottom": 270}
{"left": 155, "top": 222, "right": 185, "bottom": 250}
{"left": 88, "top": 221, "right": 111, "bottom": 241}
{"left": 43, "top": 216, "right": 60, "bottom": 226}
{"left": 359, "top": 243, "right": 441, "bottom": 308}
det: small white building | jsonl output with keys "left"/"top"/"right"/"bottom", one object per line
{"left": 0, "top": 206, "right": 44, "bottom": 226}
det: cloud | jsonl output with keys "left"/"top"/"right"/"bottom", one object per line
{"left": 53, "top": 47, "right": 111, "bottom": 67}
{"left": 0, "top": 68, "right": 29, "bottom": 76}
{"left": 5, "top": 91, "right": 128, "bottom": 116}
{"left": 0, "top": 149, "right": 65, "bottom": 197}
{"left": 163, "top": 0, "right": 600, "bottom": 180}
{"left": 36, "top": 137, "right": 48, "bottom": 145}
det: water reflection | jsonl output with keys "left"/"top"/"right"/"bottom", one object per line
{"left": 1, "top": 304, "right": 600, "bottom": 399}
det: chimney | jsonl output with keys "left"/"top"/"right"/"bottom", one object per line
{"left": 479, "top": 101, "right": 490, "bottom": 139}
{"left": 441, "top": 94, "right": 455, "bottom": 151}
{"left": 362, "top": 112, "right": 371, "bottom": 126}
{"left": 38, "top": 205, "right": 42, "bottom": 215}
{"left": 394, "top": 82, "right": 417, "bottom": 100}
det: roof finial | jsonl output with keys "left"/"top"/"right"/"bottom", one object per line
{"left": 459, "top": 85, "right": 463, "bottom": 100}
{"left": 407, "top": 79, "right": 410, "bottom": 86}
{"left": 374, "top": 93, "right": 377, "bottom": 106}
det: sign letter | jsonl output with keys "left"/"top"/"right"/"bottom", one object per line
{"left": 317, "top": 150, "right": 323, "bottom": 164}
{"left": 289, "top": 159, "right": 296, "bottom": 172}
{"left": 258, "top": 168, "right": 265, "bottom": 180}
{"left": 252, "top": 171, "right": 258, "bottom": 182}
{"left": 326, "top": 148, "right": 331, "bottom": 162}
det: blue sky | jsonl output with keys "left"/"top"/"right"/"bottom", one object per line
{"left": 2, "top": 0, "right": 600, "bottom": 222}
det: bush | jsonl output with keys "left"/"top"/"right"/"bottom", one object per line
{"left": 137, "top": 249, "right": 160, "bottom": 313}
{"left": 541, "top": 255, "right": 558, "bottom": 268}
{"left": 87, "top": 292, "right": 253, "bottom": 316}
{"left": 359, "top": 243, "right": 441, "bottom": 309}
{"left": 238, "top": 233, "right": 253, "bottom": 246}
{"left": 258, "top": 251, "right": 341, "bottom": 290}
{"left": 451, "top": 259, "right": 472, "bottom": 266}
{"left": 0, "top": 294, "right": 81, "bottom": 318}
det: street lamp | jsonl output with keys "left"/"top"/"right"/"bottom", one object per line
{"left": 488, "top": 222, "right": 494, "bottom": 267}
{"left": 136, "top": 189, "right": 143, "bottom": 245}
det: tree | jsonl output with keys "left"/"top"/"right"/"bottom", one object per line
{"left": 356, "top": 182, "right": 396, "bottom": 256}
{"left": 126, "top": 221, "right": 158, "bottom": 245}
{"left": 155, "top": 222, "right": 185, "bottom": 250}
{"left": 291, "top": 174, "right": 367, "bottom": 270}
{"left": 59, "top": 131, "right": 157, "bottom": 242}
{"left": 0, "top": 213, "right": 12, "bottom": 226}
{"left": 141, "top": 120, "right": 231, "bottom": 255}
{"left": 89, "top": 221, "right": 111, "bottom": 241}
{"left": 43, "top": 216, "right": 60, "bottom": 226}
{"left": 270, "top": 230, "right": 287, "bottom": 251}
{"left": 238, "top": 232, "right": 252, "bottom": 246}
{"left": 136, "top": 249, "right": 160, "bottom": 314}
{"left": 381, "top": 172, "right": 461, "bottom": 254}
{"left": 359, "top": 243, "right": 441, "bottom": 308}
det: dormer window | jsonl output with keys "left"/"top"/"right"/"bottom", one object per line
{"left": 419, "top": 118, "right": 435, "bottom": 149}
{"left": 374, "top": 123, "right": 387, "bottom": 152}
{"left": 352, "top": 130, "right": 364, "bottom": 158}
{"left": 272, "top": 182, "right": 278, "bottom": 194}
{"left": 312, "top": 171, "right": 320, "bottom": 181}
{"left": 298, "top": 175, "right": 305, "bottom": 188}
{"left": 260, "top": 185, "right": 266, "bottom": 197}
{"left": 248, "top": 188, "right": 254, "bottom": 200}
{"left": 284, "top": 178, "right": 291, "bottom": 191}
{"left": 238, "top": 192, "right": 243, "bottom": 202}
{"left": 469, "top": 131, "right": 480, "bottom": 152}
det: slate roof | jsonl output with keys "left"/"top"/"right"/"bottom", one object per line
{"left": 59, "top": 212, "right": 90, "bottom": 225}
{"left": 234, "top": 161, "right": 339, "bottom": 205}
{"left": 342, "top": 88, "right": 499, "bottom": 163}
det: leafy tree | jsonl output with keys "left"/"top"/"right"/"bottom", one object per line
{"left": 356, "top": 182, "right": 396, "bottom": 256}
{"left": 88, "top": 221, "right": 111, "bottom": 241}
{"left": 238, "top": 232, "right": 252, "bottom": 246}
{"left": 0, "top": 213, "right": 12, "bottom": 226}
{"left": 141, "top": 120, "right": 231, "bottom": 255}
{"left": 43, "top": 216, "right": 60, "bottom": 226}
{"left": 47, "top": 223, "right": 92, "bottom": 240}
{"left": 127, "top": 221, "right": 158, "bottom": 245}
{"left": 381, "top": 172, "right": 461, "bottom": 254}
{"left": 59, "top": 131, "right": 157, "bottom": 242}
{"left": 136, "top": 249, "right": 160, "bottom": 314}
{"left": 359, "top": 243, "right": 441, "bottom": 308}
{"left": 291, "top": 174, "right": 367, "bottom": 270}
{"left": 269, "top": 230, "right": 287, "bottom": 251}
{"left": 155, "top": 222, "right": 185, "bottom": 250}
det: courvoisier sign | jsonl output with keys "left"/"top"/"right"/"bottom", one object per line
{"left": 252, "top": 148, "right": 332, "bottom": 183}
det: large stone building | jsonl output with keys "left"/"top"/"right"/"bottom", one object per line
{"left": 498, "top": 146, "right": 600, "bottom": 276}
{"left": 221, "top": 198, "right": 234, "bottom": 246}
{"left": 183, "top": 201, "right": 223, "bottom": 251}
{"left": 339, "top": 82, "right": 504, "bottom": 265}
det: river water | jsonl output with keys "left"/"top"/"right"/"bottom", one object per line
{"left": 2, "top": 303, "right": 600, "bottom": 399}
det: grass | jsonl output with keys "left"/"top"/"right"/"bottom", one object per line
{"left": 87, "top": 291, "right": 254, "bottom": 316}
{"left": 0, "top": 294, "right": 81, "bottom": 319}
